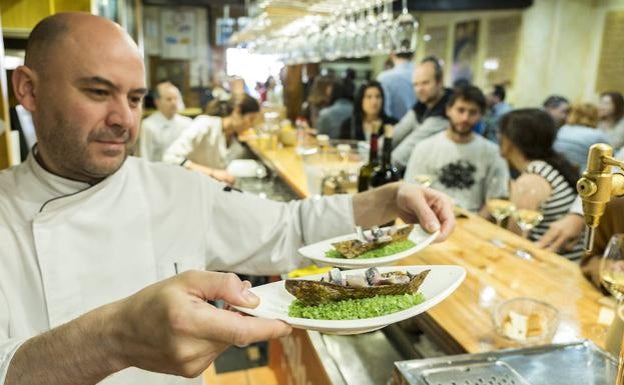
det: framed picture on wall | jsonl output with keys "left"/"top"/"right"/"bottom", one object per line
{"left": 160, "top": 9, "right": 196, "bottom": 59}
{"left": 452, "top": 20, "right": 479, "bottom": 84}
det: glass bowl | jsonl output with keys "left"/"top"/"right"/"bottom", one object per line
{"left": 492, "top": 297, "right": 559, "bottom": 347}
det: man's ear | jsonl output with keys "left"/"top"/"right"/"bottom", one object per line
{"left": 12, "top": 66, "right": 38, "bottom": 112}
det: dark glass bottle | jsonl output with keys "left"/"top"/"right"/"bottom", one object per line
{"left": 357, "top": 132, "right": 379, "bottom": 192}
{"left": 370, "top": 125, "right": 400, "bottom": 188}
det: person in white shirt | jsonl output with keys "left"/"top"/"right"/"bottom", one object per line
{"left": 162, "top": 95, "right": 260, "bottom": 185}
{"left": 404, "top": 85, "right": 509, "bottom": 214}
{"left": 1, "top": 13, "right": 456, "bottom": 385}
{"left": 138, "top": 81, "right": 191, "bottom": 161}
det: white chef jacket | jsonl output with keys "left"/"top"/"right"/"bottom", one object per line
{"left": 162, "top": 115, "right": 229, "bottom": 169}
{"left": 0, "top": 153, "right": 354, "bottom": 385}
{"left": 139, "top": 111, "right": 192, "bottom": 161}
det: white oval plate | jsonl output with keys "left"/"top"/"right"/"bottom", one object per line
{"left": 298, "top": 225, "right": 439, "bottom": 269}
{"left": 233, "top": 265, "right": 465, "bottom": 335}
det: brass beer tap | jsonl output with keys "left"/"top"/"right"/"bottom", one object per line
{"left": 577, "top": 144, "right": 624, "bottom": 385}
{"left": 577, "top": 143, "right": 624, "bottom": 252}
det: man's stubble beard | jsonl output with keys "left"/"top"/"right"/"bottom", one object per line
{"left": 449, "top": 122, "right": 473, "bottom": 138}
{"left": 38, "top": 110, "right": 133, "bottom": 182}
{"left": 420, "top": 89, "right": 443, "bottom": 107}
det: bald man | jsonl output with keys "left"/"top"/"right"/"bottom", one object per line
{"left": 391, "top": 56, "right": 453, "bottom": 173}
{"left": 139, "top": 81, "right": 191, "bottom": 161}
{"left": 0, "top": 13, "right": 455, "bottom": 385}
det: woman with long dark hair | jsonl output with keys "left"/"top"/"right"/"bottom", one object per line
{"left": 499, "top": 108, "right": 583, "bottom": 260}
{"left": 598, "top": 91, "right": 624, "bottom": 150}
{"left": 339, "top": 81, "right": 398, "bottom": 140}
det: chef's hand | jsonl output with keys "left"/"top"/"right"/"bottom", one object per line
{"left": 534, "top": 213, "right": 584, "bottom": 252}
{"left": 112, "top": 271, "right": 291, "bottom": 378}
{"left": 395, "top": 184, "right": 455, "bottom": 241}
{"left": 353, "top": 182, "right": 455, "bottom": 242}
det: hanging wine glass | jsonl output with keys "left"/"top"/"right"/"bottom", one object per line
{"left": 341, "top": 9, "right": 358, "bottom": 59}
{"left": 392, "top": 0, "right": 418, "bottom": 53}
{"left": 365, "top": 3, "right": 380, "bottom": 55}
{"left": 353, "top": 9, "right": 369, "bottom": 58}
{"left": 307, "top": 20, "right": 323, "bottom": 63}
{"left": 334, "top": 6, "right": 351, "bottom": 60}
{"left": 376, "top": 0, "right": 394, "bottom": 53}
{"left": 323, "top": 18, "right": 340, "bottom": 61}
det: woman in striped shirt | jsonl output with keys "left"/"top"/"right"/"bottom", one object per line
{"left": 499, "top": 109, "right": 584, "bottom": 260}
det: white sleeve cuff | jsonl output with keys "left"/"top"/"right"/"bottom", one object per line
{"left": 299, "top": 194, "right": 355, "bottom": 245}
{"left": 0, "top": 338, "right": 27, "bottom": 385}
{"left": 569, "top": 196, "right": 583, "bottom": 215}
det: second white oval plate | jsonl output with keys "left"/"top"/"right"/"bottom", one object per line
{"left": 298, "top": 224, "right": 439, "bottom": 269}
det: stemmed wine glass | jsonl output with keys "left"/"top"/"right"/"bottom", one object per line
{"left": 337, "top": 144, "right": 351, "bottom": 165}
{"left": 486, "top": 198, "right": 516, "bottom": 227}
{"left": 600, "top": 234, "right": 624, "bottom": 372}
{"left": 392, "top": 0, "right": 418, "bottom": 53}
{"left": 509, "top": 182, "right": 544, "bottom": 239}
{"left": 485, "top": 174, "right": 515, "bottom": 227}
{"left": 513, "top": 209, "right": 544, "bottom": 239}
{"left": 378, "top": 0, "right": 394, "bottom": 52}
{"left": 413, "top": 174, "right": 435, "bottom": 188}
{"left": 352, "top": 9, "right": 368, "bottom": 58}
{"left": 262, "top": 111, "right": 280, "bottom": 151}
{"left": 600, "top": 234, "right": 624, "bottom": 303}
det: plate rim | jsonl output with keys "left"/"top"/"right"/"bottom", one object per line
{"left": 298, "top": 224, "right": 440, "bottom": 268}
{"left": 233, "top": 264, "right": 466, "bottom": 332}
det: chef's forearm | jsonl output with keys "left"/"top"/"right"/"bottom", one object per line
{"left": 5, "top": 302, "right": 126, "bottom": 385}
{"left": 352, "top": 182, "right": 400, "bottom": 227}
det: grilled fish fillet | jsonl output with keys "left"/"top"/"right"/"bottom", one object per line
{"left": 285, "top": 269, "right": 429, "bottom": 306}
{"left": 331, "top": 225, "right": 414, "bottom": 259}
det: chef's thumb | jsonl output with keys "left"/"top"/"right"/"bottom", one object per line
{"left": 184, "top": 271, "right": 260, "bottom": 308}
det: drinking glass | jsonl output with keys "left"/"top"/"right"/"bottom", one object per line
{"left": 392, "top": 0, "right": 418, "bottom": 53}
{"left": 365, "top": 4, "right": 380, "bottom": 55}
{"left": 600, "top": 234, "right": 624, "bottom": 303}
{"left": 341, "top": 9, "right": 359, "bottom": 58}
{"left": 262, "top": 111, "right": 280, "bottom": 151}
{"left": 337, "top": 144, "right": 351, "bottom": 165}
{"left": 600, "top": 234, "right": 624, "bottom": 366}
{"left": 486, "top": 198, "right": 516, "bottom": 227}
{"left": 377, "top": 0, "right": 394, "bottom": 53}
{"left": 322, "top": 16, "right": 340, "bottom": 61}
{"left": 352, "top": 10, "right": 368, "bottom": 58}
{"left": 413, "top": 174, "right": 435, "bottom": 188}
{"left": 509, "top": 182, "right": 543, "bottom": 238}
{"left": 512, "top": 209, "right": 544, "bottom": 239}
{"left": 302, "top": 146, "right": 362, "bottom": 198}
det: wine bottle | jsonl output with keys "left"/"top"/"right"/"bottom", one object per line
{"left": 357, "top": 132, "right": 379, "bottom": 192}
{"left": 370, "top": 124, "right": 400, "bottom": 188}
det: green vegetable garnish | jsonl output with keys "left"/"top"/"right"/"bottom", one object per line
{"left": 288, "top": 293, "right": 425, "bottom": 320}
{"left": 325, "top": 239, "right": 415, "bottom": 259}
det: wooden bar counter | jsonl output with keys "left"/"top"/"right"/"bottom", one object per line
{"left": 244, "top": 138, "right": 610, "bottom": 383}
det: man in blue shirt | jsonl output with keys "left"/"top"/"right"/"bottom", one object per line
{"left": 482, "top": 84, "right": 512, "bottom": 142}
{"left": 377, "top": 51, "right": 416, "bottom": 121}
